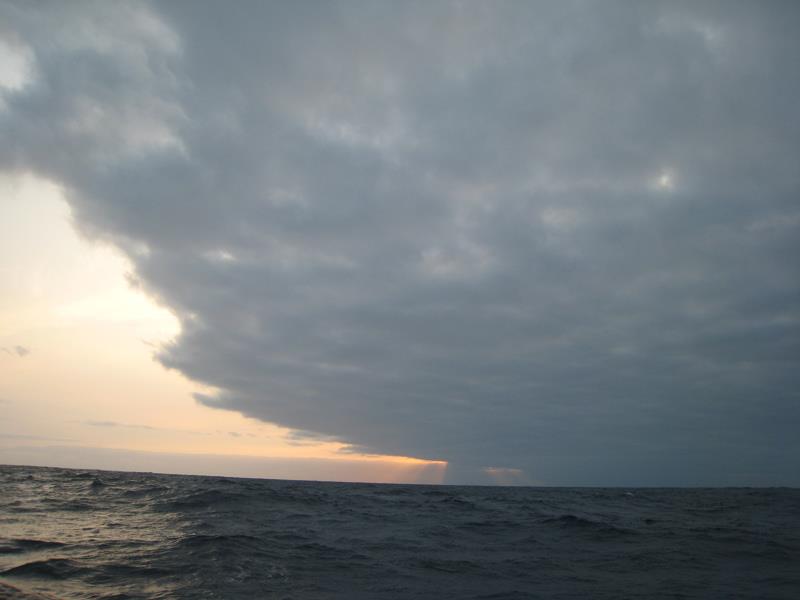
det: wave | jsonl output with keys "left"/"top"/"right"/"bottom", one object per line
{"left": 0, "top": 539, "right": 65, "bottom": 554}
{"left": 1, "top": 558, "right": 84, "bottom": 580}
{"left": 540, "top": 513, "right": 637, "bottom": 538}
{"left": 153, "top": 489, "right": 252, "bottom": 511}
{"left": 1, "top": 465, "right": 798, "bottom": 599}
{"left": 418, "top": 558, "right": 483, "bottom": 574}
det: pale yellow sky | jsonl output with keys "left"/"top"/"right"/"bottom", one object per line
{"left": 0, "top": 172, "right": 446, "bottom": 483}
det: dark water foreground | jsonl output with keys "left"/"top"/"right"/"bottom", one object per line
{"left": 1, "top": 465, "right": 798, "bottom": 599}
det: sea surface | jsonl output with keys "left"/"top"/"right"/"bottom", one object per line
{"left": 0, "top": 465, "right": 798, "bottom": 599}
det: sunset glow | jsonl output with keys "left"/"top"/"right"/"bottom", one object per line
{"left": 0, "top": 173, "right": 446, "bottom": 483}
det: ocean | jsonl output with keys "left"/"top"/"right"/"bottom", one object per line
{"left": 0, "top": 465, "right": 798, "bottom": 599}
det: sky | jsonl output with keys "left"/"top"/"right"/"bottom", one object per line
{"left": 1, "top": 1, "right": 798, "bottom": 486}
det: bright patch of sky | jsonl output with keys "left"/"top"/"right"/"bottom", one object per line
{"left": 0, "top": 173, "right": 445, "bottom": 483}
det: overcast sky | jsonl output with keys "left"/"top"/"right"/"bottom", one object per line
{"left": 1, "top": 1, "right": 798, "bottom": 485}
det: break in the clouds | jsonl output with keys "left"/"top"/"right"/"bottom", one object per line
{"left": 1, "top": 1, "right": 798, "bottom": 485}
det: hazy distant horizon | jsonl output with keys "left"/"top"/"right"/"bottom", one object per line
{"left": 3, "top": 446, "right": 795, "bottom": 488}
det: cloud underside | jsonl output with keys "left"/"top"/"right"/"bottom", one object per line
{"left": 2, "top": 1, "right": 798, "bottom": 484}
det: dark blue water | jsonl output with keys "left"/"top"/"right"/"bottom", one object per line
{"left": 1, "top": 465, "right": 798, "bottom": 599}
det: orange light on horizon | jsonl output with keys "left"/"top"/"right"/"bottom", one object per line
{"left": 0, "top": 172, "right": 450, "bottom": 486}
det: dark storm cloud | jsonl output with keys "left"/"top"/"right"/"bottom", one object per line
{"left": 1, "top": 1, "right": 798, "bottom": 484}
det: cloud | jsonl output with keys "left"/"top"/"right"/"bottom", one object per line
{"left": 483, "top": 467, "right": 531, "bottom": 487}
{"left": 1, "top": 1, "right": 798, "bottom": 484}
{"left": 84, "top": 420, "right": 156, "bottom": 430}
{"left": 0, "top": 433, "right": 74, "bottom": 443}
{"left": 285, "top": 430, "right": 344, "bottom": 447}
{"left": 83, "top": 420, "right": 208, "bottom": 436}
{"left": 2, "top": 345, "right": 30, "bottom": 357}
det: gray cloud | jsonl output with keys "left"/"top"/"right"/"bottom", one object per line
{"left": 1, "top": 1, "right": 798, "bottom": 485}
{"left": 2, "top": 346, "right": 30, "bottom": 357}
